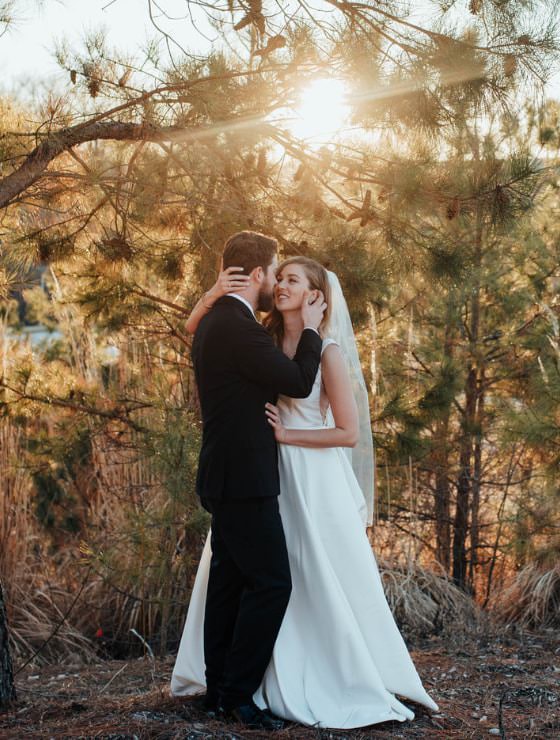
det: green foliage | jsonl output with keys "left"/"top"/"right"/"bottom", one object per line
{"left": 303, "top": 223, "right": 388, "bottom": 325}
{"left": 29, "top": 422, "right": 92, "bottom": 534}
{"left": 418, "top": 361, "right": 462, "bottom": 418}
{"left": 428, "top": 242, "right": 470, "bottom": 283}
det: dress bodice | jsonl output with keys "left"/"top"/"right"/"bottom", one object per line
{"left": 277, "top": 338, "right": 337, "bottom": 430}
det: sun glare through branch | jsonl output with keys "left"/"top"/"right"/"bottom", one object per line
{"left": 290, "top": 78, "right": 351, "bottom": 143}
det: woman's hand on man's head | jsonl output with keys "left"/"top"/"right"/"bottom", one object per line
{"left": 210, "top": 266, "right": 251, "bottom": 300}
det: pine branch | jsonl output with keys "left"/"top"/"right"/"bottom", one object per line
{"left": 0, "top": 380, "right": 151, "bottom": 433}
{"left": 130, "top": 286, "right": 191, "bottom": 316}
{"left": 0, "top": 117, "right": 273, "bottom": 210}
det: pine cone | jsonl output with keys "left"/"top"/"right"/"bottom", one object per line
{"left": 446, "top": 196, "right": 460, "bottom": 220}
{"left": 38, "top": 241, "right": 52, "bottom": 263}
{"left": 234, "top": 15, "right": 252, "bottom": 31}
{"left": 378, "top": 187, "right": 390, "bottom": 203}
{"left": 254, "top": 35, "right": 287, "bottom": 58}
{"left": 118, "top": 69, "right": 132, "bottom": 87}
{"left": 102, "top": 237, "right": 133, "bottom": 260}
{"left": 504, "top": 54, "right": 517, "bottom": 78}
{"left": 88, "top": 78, "right": 101, "bottom": 98}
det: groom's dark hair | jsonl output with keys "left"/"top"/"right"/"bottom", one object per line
{"left": 222, "top": 231, "right": 278, "bottom": 275}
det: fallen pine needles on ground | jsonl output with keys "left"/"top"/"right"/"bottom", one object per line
{"left": 0, "top": 630, "right": 558, "bottom": 739}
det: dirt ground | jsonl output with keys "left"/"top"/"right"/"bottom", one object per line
{"left": 1, "top": 630, "right": 558, "bottom": 739}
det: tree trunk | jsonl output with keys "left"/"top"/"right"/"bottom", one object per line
{"left": 434, "top": 301, "right": 456, "bottom": 572}
{"left": 452, "top": 365, "right": 476, "bottom": 589}
{"left": 453, "top": 287, "right": 479, "bottom": 588}
{"left": 0, "top": 581, "right": 16, "bottom": 709}
{"left": 434, "top": 415, "right": 451, "bottom": 572}
{"left": 468, "top": 372, "right": 484, "bottom": 593}
{"left": 453, "top": 191, "right": 482, "bottom": 590}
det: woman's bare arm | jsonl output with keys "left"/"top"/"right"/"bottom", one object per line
{"left": 185, "top": 266, "right": 250, "bottom": 334}
{"left": 265, "top": 344, "right": 359, "bottom": 448}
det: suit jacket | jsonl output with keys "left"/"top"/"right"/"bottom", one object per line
{"left": 192, "top": 295, "right": 322, "bottom": 501}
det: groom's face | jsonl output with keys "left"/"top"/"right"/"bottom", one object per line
{"left": 256, "top": 255, "right": 278, "bottom": 312}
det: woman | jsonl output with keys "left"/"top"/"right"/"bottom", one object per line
{"left": 172, "top": 257, "right": 438, "bottom": 728}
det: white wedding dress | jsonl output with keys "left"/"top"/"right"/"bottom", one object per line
{"left": 171, "top": 339, "right": 438, "bottom": 728}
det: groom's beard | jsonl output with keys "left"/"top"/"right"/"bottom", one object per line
{"left": 257, "top": 285, "right": 274, "bottom": 312}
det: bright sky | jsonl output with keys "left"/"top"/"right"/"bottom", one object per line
{"left": 1, "top": 0, "right": 559, "bottom": 98}
{"left": 0, "top": 0, "right": 214, "bottom": 91}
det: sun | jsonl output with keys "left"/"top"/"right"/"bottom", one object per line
{"left": 290, "top": 78, "right": 350, "bottom": 142}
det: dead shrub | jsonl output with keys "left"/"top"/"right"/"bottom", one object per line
{"left": 379, "top": 559, "right": 479, "bottom": 640}
{"left": 491, "top": 561, "right": 560, "bottom": 629}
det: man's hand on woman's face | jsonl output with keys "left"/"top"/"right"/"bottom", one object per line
{"left": 301, "top": 289, "right": 327, "bottom": 329}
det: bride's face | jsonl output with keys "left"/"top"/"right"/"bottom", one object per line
{"left": 274, "top": 263, "right": 311, "bottom": 312}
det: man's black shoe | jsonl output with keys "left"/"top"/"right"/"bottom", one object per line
{"left": 221, "top": 701, "right": 285, "bottom": 731}
{"left": 191, "top": 692, "right": 219, "bottom": 717}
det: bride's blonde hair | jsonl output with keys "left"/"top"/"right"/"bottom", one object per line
{"left": 263, "top": 256, "right": 332, "bottom": 345}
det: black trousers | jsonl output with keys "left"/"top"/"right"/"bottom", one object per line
{"left": 202, "top": 496, "right": 292, "bottom": 709}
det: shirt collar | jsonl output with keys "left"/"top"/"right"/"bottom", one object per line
{"left": 227, "top": 293, "right": 256, "bottom": 318}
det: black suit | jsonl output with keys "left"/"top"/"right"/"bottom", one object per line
{"left": 192, "top": 296, "right": 322, "bottom": 709}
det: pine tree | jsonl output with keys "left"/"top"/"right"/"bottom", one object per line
{"left": 371, "top": 101, "right": 557, "bottom": 591}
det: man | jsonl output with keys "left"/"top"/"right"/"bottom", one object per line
{"left": 192, "top": 231, "right": 325, "bottom": 730}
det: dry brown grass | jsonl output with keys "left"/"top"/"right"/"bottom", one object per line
{"left": 0, "top": 417, "right": 97, "bottom": 666}
{"left": 1, "top": 325, "right": 95, "bottom": 665}
{"left": 0, "top": 418, "right": 33, "bottom": 587}
{"left": 1, "top": 309, "right": 203, "bottom": 663}
{"left": 378, "top": 559, "right": 479, "bottom": 640}
{"left": 492, "top": 561, "right": 560, "bottom": 629}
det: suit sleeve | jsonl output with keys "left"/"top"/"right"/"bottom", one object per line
{"left": 234, "top": 322, "right": 322, "bottom": 398}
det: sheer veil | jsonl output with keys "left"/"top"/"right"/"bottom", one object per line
{"left": 325, "top": 272, "right": 375, "bottom": 526}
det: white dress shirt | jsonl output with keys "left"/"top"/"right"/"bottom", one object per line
{"left": 227, "top": 292, "right": 256, "bottom": 318}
